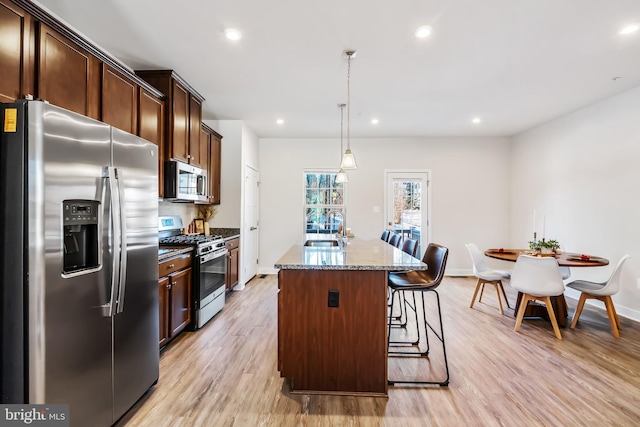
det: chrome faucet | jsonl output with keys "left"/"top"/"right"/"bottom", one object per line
{"left": 325, "top": 210, "right": 346, "bottom": 237}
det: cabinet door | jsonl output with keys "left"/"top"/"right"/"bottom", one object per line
{"left": 102, "top": 64, "right": 137, "bottom": 133}
{"left": 170, "top": 80, "right": 189, "bottom": 163}
{"left": 229, "top": 247, "right": 239, "bottom": 289}
{"left": 0, "top": 0, "right": 34, "bottom": 103}
{"left": 169, "top": 267, "right": 191, "bottom": 337}
{"left": 188, "top": 95, "right": 203, "bottom": 167}
{"left": 209, "top": 133, "right": 221, "bottom": 204}
{"left": 158, "top": 277, "right": 170, "bottom": 348}
{"left": 38, "top": 23, "right": 100, "bottom": 118}
{"left": 139, "top": 87, "right": 165, "bottom": 196}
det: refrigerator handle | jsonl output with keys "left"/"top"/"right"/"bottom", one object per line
{"left": 114, "top": 168, "right": 128, "bottom": 314}
{"left": 107, "top": 166, "right": 121, "bottom": 318}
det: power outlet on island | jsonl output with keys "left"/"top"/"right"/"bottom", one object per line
{"left": 328, "top": 290, "right": 340, "bottom": 308}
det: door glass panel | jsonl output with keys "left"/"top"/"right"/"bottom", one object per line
{"left": 386, "top": 172, "right": 429, "bottom": 258}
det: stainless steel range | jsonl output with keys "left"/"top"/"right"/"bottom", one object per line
{"left": 159, "top": 216, "right": 227, "bottom": 329}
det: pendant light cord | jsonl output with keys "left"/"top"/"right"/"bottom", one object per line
{"left": 347, "top": 54, "right": 351, "bottom": 150}
{"left": 340, "top": 104, "right": 344, "bottom": 160}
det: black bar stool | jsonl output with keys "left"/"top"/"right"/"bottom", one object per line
{"left": 387, "top": 243, "right": 450, "bottom": 386}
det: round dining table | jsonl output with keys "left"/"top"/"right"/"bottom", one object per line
{"left": 484, "top": 249, "right": 609, "bottom": 326}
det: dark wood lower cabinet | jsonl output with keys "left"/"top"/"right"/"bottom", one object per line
{"left": 278, "top": 269, "right": 388, "bottom": 396}
{"left": 169, "top": 268, "right": 192, "bottom": 337}
{"left": 225, "top": 237, "right": 240, "bottom": 291}
{"left": 159, "top": 253, "right": 192, "bottom": 348}
{"left": 158, "top": 277, "right": 170, "bottom": 348}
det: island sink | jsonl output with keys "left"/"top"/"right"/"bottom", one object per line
{"left": 303, "top": 239, "right": 340, "bottom": 247}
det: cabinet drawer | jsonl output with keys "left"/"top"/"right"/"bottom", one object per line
{"left": 159, "top": 253, "right": 191, "bottom": 277}
{"left": 225, "top": 237, "right": 239, "bottom": 251}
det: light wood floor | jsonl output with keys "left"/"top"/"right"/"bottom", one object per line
{"left": 117, "top": 275, "right": 640, "bottom": 426}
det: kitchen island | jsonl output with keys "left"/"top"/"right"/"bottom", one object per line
{"left": 274, "top": 237, "right": 426, "bottom": 396}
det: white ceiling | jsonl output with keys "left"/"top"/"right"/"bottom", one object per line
{"left": 35, "top": 0, "right": 640, "bottom": 138}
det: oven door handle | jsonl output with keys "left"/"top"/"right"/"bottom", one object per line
{"left": 200, "top": 249, "right": 229, "bottom": 264}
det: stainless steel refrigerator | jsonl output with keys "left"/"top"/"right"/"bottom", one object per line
{"left": 0, "top": 101, "right": 159, "bottom": 426}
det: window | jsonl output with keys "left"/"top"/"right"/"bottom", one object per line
{"left": 304, "top": 171, "right": 345, "bottom": 235}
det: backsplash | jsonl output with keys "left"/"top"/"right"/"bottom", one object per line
{"left": 159, "top": 201, "right": 198, "bottom": 227}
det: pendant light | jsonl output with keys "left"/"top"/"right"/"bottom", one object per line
{"left": 340, "top": 50, "right": 358, "bottom": 170}
{"left": 335, "top": 103, "right": 348, "bottom": 183}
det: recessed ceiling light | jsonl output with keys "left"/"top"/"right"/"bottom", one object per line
{"left": 619, "top": 23, "right": 640, "bottom": 34}
{"left": 276, "top": 119, "right": 284, "bottom": 125}
{"left": 472, "top": 117, "right": 482, "bottom": 124}
{"left": 619, "top": 24, "right": 639, "bottom": 35}
{"left": 415, "top": 25, "right": 433, "bottom": 39}
{"left": 225, "top": 28, "right": 242, "bottom": 40}
{"left": 371, "top": 118, "right": 379, "bottom": 124}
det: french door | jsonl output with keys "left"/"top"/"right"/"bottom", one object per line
{"left": 384, "top": 171, "right": 430, "bottom": 258}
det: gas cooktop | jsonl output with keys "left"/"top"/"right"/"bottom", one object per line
{"left": 159, "top": 234, "right": 223, "bottom": 246}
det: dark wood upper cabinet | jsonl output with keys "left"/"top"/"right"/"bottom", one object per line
{"left": 204, "top": 124, "right": 222, "bottom": 205}
{"left": 1, "top": 0, "right": 166, "bottom": 196}
{"left": 171, "top": 80, "right": 190, "bottom": 163}
{"left": 188, "top": 96, "right": 203, "bottom": 167}
{"left": 0, "top": 0, "right": 35, "bottom": 103}
{"left": 37, "top": 23, "right": 100, "bottom": 119}
{"left": 138, "top": 87, "right": 165, "bottom": 197}
{"left": 135, "top": 70, "right": 206, "bottom": 168}
{"left": 101, "top": 64, "right": 137, "bottom": 134}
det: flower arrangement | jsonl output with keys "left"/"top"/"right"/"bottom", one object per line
{"left": 528, "top": 239, "right": 560, "bottom": 253}
{"left": 196, "top": 205, "right": 217, "bottom": 235}
{"left": 197, "top": 205, "right": 216, "bottom": 222}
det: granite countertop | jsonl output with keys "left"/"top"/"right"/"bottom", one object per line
{"left": 158, "top": 246, "right": 194, "bottom": 261}
{"left": 210, "top": 228, "right": 241, "bottom": 240}
{"left": 274, "top": 237, "right": 427, "bottom": 271}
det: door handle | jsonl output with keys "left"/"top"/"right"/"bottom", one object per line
{"left": 114, "top": 167, "right": 128, "bottom": 314}
{"left": 107, "top": 166, "right": 120, "bottom": 318}
{"left": 250, "top": 226, "right": 258, "bottom": 231}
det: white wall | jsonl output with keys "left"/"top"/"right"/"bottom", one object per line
{"left": 510, "top": 86, "right": 640, "bottom": 321}
{"left": 206, "top": 119, "right": 260, "bottom": 288}
{"left": 259, "top": 137, "right": 511, "bottom": 275}
{"left": 206, "top": 120, "right": 243, "bottom": 227}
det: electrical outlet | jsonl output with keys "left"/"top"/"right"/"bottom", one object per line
{"left": 373, "top": 206, "right": 380, "bottom": 213}
{"left": 328, "top": 290, "right": 339, "bottom": 308}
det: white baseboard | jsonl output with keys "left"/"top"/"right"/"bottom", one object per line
{"left": 445, "top": 269, "right": 473, "bottom": 277}
{"left": 564, "top": 288, "right": 640, "bottom": 323}
{"left": 259, "top": 267, "right": 279, "bottom": 275}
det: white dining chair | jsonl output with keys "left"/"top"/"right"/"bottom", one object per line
{"left": 567, "top": 255, "right": 630, "bottom": 338}
{"left": 511, "top": 255, "right": 566, "bottom": 340}
{"left": 465, "top": 243, "right": 511, "bottom": 315}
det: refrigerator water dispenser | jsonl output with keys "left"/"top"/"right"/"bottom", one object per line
{"left": 63, "top": 200, "right": 100, "bottom": 274}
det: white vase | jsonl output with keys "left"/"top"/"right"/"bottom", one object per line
{"left": 541, "top": 247, "right": 553, "bottom": 254}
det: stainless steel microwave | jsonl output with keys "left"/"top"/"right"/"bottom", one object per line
{"left": 164, "top": 160, "right": 208, "bottom": 203}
